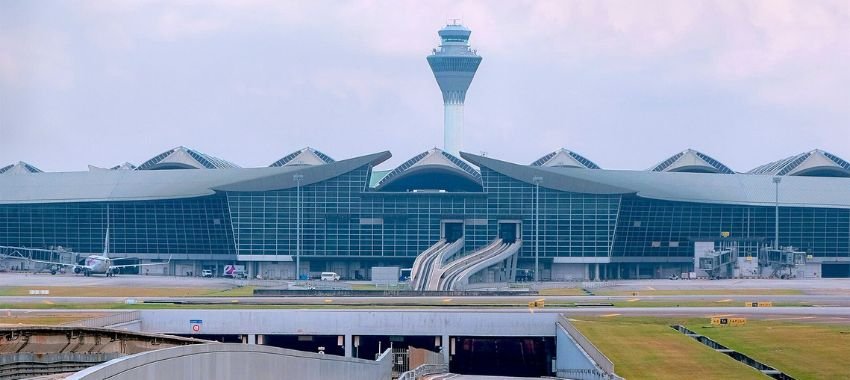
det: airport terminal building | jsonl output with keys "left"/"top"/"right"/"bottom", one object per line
{"left": 2, "top": 146, "right": 850, "bottom": 281}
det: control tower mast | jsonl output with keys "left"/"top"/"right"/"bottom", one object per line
{"left": 427, "top": 21, "right": 482, "bottom": 157}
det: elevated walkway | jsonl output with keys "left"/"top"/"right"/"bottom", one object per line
{"left": 411, "top": 239, "right": 464, "bottom": 291}
{"left": 435, "top": 239, "right": 521, "bottom": 291}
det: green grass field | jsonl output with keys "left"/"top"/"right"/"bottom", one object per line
{"left": 572, "top": 316, "right": 850, "bottom": 380}
{"left": 0, "top": 286, "right": 258, "bottom": 298}
{"left": 572, "top": 316, "right": 762, "bottom": 379}
{"left": 687, "top": 320, "right": 850, "bottom": 380}
{"left": 537, "top": 287, "right": 588, "bottom": 296}
{"left": 0, "top": 312, "right": 106, "bottom": 326}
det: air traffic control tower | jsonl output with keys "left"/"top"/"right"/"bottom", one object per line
{"left": 427, "top": 22, "right": 482, "bottom": 157}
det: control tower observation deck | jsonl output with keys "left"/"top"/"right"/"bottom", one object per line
{"left": 427, "top": 22, "right": 482, "bottom": 157}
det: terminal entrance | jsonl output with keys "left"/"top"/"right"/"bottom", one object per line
{"left": 442, "top": 221, "right": 464, "bottom": 243}
{"left": 498, "top": 222, "right": 520, "bottom": 243}
{"left": 450, "top": 336, "right": 555, "bottom": 377}
{"left": 822, "top": 263, "right": 850, "bottom": 278}
{"left": 263, "top": 335, "right": 345, "bottom": 356}
{"left": 354, "top": 335, "right": 439, "bottom": 360}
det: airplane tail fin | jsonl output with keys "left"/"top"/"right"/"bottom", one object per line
{"left": 103, "top": 226, "right": 110, "bottom": 258}
{"left": 103, "top": 204, "right": 111, "bottom": 258}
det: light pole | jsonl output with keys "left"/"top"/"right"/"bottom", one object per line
{"left": 772, "top": 176, "right": 781, "bottom": 249}
{"left": 532, "top": 176, "right": 543, "bottom": 283}
{"left": 293, "top": 174, "right": 304, "bottom": 280}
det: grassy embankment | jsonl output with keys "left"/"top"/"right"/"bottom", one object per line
{"left": 572, "top": 316, "right": 850, "bottom": 380}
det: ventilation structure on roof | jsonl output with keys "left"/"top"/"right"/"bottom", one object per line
{"left": 0, "top": 161, "right": 43, "bottom": 174}
{"left": 747, "top": 149, "right": 850, "bottom": 177}
{"left": 269, "top": 147, "right": 335, "bottom": 167}
{"left": 649, "top": 149, "right": 734, "bottom": 174}
{"left": 136, "top": 147, "right": 239, "bottom": 170}
{"left": 377, "top": 148, "right": 481, "bottom": 192}
{"left": 530, "top": 148, "right": 600, "bottom": 169}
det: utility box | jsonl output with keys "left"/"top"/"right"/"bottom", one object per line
{"left": 372, "top": 266, "right": 400, "bottom": 285}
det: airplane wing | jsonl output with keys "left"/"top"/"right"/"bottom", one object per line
{"left": 110, "top": 256, "right": 171, "bottom": 270}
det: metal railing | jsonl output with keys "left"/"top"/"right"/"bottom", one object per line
{"left": 62, "top": 311, "right": 141, "bottom": 328}
{"left": 396, "top": 363, "right": 449, "bottom": 380}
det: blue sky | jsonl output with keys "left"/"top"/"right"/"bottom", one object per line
{"left": 1, "top": 1, "right": 848, "bottom": 172}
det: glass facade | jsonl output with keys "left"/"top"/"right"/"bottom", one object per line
{"left": 0, "top": 196, "right": 234, "bottom": 256}
{"left": 1, "top": 160, "right": 848, "bottom": 276}
{"left": 613, "top": 196, "right": 850, "bottom": 259}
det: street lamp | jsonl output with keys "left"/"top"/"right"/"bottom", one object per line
{"left": 293, "top": 174, "right": 304, "bottom": 280}
{"left": 532, "top": 176, "right": 543, "bottom": 283}
{"left": 772, "top": 176, "right": 781, "bottom": 249}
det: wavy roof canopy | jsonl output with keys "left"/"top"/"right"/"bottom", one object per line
{"left": 531, "top": 149, "right": 600, "bottom": 169}
{"left": 136, "top": 147, "right": 240, "bottom": 170}
{"left": 649, "top": 149, "right": 734, "bottom": 174}
{"left": 377, "top": 148, "right": 481, "bottom": 192}
{"left": 462, "top": 152, "right": 850, "bottom": 209}
{"left": 269, "top": 147, "right": 335, "bottom": 167}
{"left": 0, "top": 162, "right": 43, "bottom": 175}
{"left": 0, "top": 152, "right": 390, "bottom": 204}
{"left": 747, "top": 149, "right": 850, "bottom": 177}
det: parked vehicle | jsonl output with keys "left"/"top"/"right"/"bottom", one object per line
{"left": 320, "top": 272, "right": 341, "bottom": 281}
{"left": 515, "top": 268, "right": 534, "bottom": 282}
{"left": 202, "top": 269, "right": 213, "bottom": 278}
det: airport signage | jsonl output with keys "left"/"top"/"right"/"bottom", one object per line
{"left": 745, "top": 302, "right": 773, "bottom": 307}
{"left": 190, "top": 319, "right": 203, "bottom": 332}
{"left": 527, "top": 300, "right": 545, "bottom": 308}
{"left": 711, "top": 317, "right": 746, "bottom": 326}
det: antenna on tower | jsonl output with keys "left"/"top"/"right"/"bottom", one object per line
{"left": 449, "top": 18, "right": 462, "bottom": 26}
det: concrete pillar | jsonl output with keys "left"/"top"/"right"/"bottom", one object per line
{"left": 441, "top": 334, "right": 450, "bottom": 364}
{"left": 246, "top": 334, "right": 256, "bottom": 345}
{"left": 344, "top": 334, "right": 352, "bottom": 358}
{"left": 257, "top": 334, "right": 264, "bottom": 345}
{"left": 584, "top": 264, "right": 590, "bottom": 280}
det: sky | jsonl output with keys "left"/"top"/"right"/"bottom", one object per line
{"left": 1, "top": 0, "right": 848, "bottom": 173}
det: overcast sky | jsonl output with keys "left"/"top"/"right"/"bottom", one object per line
{"left": 1, "top": 1, "right": 848, "bottom": 173}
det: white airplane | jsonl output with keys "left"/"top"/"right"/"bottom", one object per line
{"left": 0, "top": 220, "right": 170, "bottom": 277}
{"left": 0, "top": 246, "right": 171, "bottom": 277}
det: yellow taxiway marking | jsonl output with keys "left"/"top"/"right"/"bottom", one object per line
{"left": 627, "top": 298, "right": 640, "bottom": 302}
{"left": 442, "top": 298, "right": 453, "bottom": 302}
{"left": 323, "top": 299, "right": 333, "bottom": 303}
{"left": 715, "top": 299, "right": 733, "bottom": 303}
{"left": 646, "top": 286, "right": 656, "bottom": 291}
{"left": 535, "top": 298, "right": 546, "bottom": 302}
{"left": 42, "top": 300, "right": 54, "bottom": 305}
{"left": 765, "top": 316, "right": 816, "bottom": 321}
{"left": 708, "top": 314, "right": 734, "bottom": 318}
{"left": 600, "top": 313, "right": 621, "bottom": 318}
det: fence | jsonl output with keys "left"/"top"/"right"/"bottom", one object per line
{"left": 62, "top": 311, "right": 141, "bottom": 328}
{"left": 396, "top": 363, "right": 449, "bottom": 380}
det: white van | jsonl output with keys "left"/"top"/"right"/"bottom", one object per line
{"left": 320, "top": 272, "right": 341, "bottom": 281}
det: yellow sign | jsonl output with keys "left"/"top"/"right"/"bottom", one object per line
{"left": 528, "top": 300, "right": 545, "bottom": 308}
{"left": 746, "top": 256, "right": 753, "bottom": 261}
{"left": 720, "top": 231, "right": 730, "bottom": 238}
{"left": 745, "top": 301, "right": 773, "bottom": 307}
{"left": 711, "top": 317, "right": 747, "bottom": 326}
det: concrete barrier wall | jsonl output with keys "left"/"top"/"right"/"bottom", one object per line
{"left": 67, "top": 343, "right": 393, "bottom": 380}
{"left": 139, "top": 309, "right": 559, "bottom": 336}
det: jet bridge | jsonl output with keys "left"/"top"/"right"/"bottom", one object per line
{"left": 758, "top": 246, "right": 807, "bottom": 279}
